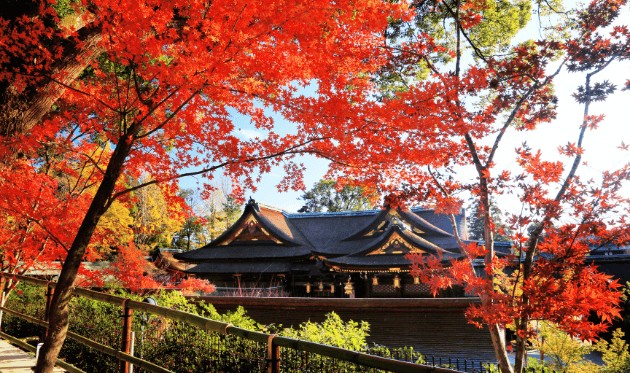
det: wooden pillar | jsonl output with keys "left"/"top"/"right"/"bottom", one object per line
{"left": 400, "top": 275, "right": 405, "bottom": 298}
{"left": 267, "top": 334, "right": 280, "bottom": 373}
{"left": 0, "top": 273, "right": 5, "bottom": 330}
{"left": 120, "top": 299, "right": 134, "bottom": 373}
{"left": 42, "top": 282, "right": 55, "bottom": 341}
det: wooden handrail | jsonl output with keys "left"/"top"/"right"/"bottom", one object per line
{"left": 0, "top": 330, "right": 86, "bottom": 373}
{"left": 2, "top": 272, "right": 465, "bottom": 373}
{"left": 0, "top": 306, "right": 173, "bottom": 373}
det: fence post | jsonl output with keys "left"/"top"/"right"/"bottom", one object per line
{"left": 267, "top": 334, "right": 279, "bottom": 373}
{"left": 120, "top": 299, "right": 134, "bottom": 373}
{"left": 0, "top": 273, "right": 5, "bottom": 330}
{"left": 42, "top": 281, "right": 54, "bottom": 342}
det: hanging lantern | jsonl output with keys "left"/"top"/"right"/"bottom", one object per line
{"left": 393, "top": 275, "right": 401, "bottom": 288}
{"left": 318, "top": 280, "right": 324, "bottom": 291}
{"left": 414, "top": 276, "right": 420, "bottom": 284}
{"left": 330, "top": 284, "right": 335, "bottom": 293}
{"left": 372, "top": 276, "right": 378, "bottom": 286}
{"left": 305, "top": 282, "right": 311, "bottom": 294}
{"left": 344, "top": 278, "right": 354, "bottom": 295}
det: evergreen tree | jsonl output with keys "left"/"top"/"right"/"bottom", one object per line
{"left": 298, "top": 180, "right": 377, "bottom": 213}
{"left": 222, "top": 195, "right": 243, "bottom": 230}
{"left": 467, "top": 198, "right": 512, "bottom": 242}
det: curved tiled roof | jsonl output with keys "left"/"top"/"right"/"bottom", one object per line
{"left": 412, "top": 208, "right": 469, "bottom": 240}
{"left": 347, "top": 224, "right": 443, "bottom": 257}
{"left": 399, "top": 210, "right": 454, "bottom": 236}
{"left": 205, "top": 202, "right": 305, "bottom": 248}
{"left": 257, "top": 205, "right": 314, "bottom": 248}
{"left": 286, "top": 214, "right": 377, "bottom": 253}
{"left": 177, "top": 199, "right": 483, "bottom": 273}
{"left": 326, "top": 251, "right": 461, "bottom": 268}
{"left": 174, "top": 245, "right": 312, "bottom": 262}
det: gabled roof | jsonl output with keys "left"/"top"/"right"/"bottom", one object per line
{"left": 175, "top": 200, "right": 313, "bottom": 263}
{"left": 349, "top": 224, "right": 444, "bottom": 257}
{"left": 173, "top": 245, "right": 312, "bottom": 262}
{"left": 324, "top": 223, "right": 463, "bottom": 270}
{"left": 177, "top": 199, "right": 478, "bottom": 272}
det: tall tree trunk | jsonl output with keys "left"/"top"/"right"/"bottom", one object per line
{"left": 34, "top": 133, "right": 135, "bottom": 373}
{"left": 489, "top": 323, "right": 513, "bottom": 373}
{"left": 0, "top": 22, "right": 102, "bottom": 139}
{"left": 478, "top": 170, "right": 514, "bottom": 373}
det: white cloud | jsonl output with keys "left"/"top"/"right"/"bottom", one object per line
{"left": 236, "top": 129, "right": 264, "bottom": 140}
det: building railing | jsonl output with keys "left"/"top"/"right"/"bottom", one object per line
{"left": 0, "top": 272, "right": 466, "bottom": 373}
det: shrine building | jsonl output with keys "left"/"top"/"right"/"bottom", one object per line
{"left": 174, "top": 198, "right": 510, "bottom": 297}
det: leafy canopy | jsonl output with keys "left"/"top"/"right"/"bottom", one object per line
{"left": 298, "top": 180, "right": 378, "bottom": 213}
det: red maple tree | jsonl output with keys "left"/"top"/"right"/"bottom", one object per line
{"left": 1, "top": 0, "right": 408, "bottom": 371}
{"left": 316, "top": 0, "right": 630, "bottom": 372}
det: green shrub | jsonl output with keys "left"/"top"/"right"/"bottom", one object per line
{"left": 1, "top": 282, "right": 46, "bottom": 339}
{"left": 595, "top": 328, "right": 630, "bottom": 373}
{"left": 279, "top": 311, "right": 369, "bottom": 351}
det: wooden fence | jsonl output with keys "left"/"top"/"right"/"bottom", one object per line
{"left": 0, "top": 272, "right": 465, "bottom": 373}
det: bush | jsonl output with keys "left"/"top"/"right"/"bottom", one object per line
{"left": 1, "top": 282, "right": 46, "bottom": 339}
{"left": 595, "top": 328, "right": 630, "bottom": 373}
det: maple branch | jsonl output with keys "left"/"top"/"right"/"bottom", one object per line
{"left": 110, "top": 37, "right": 126, "bottom": 116}
{"left": 66, "top": 145, "right": 108, "bottom": 196}
{"left": 231, "top": 5, "right": 248, "bottom": 32}
{"left": 131, "top": 61, "right": 161, "bottom": 109}
{"left": 455, "top": 0, "right": 461, "bottom": 78}
{"left": 298, "top": 150, "right": 362, "bottom": 169}
{"left": 464, "top": 133, "right": 485, "bottom": 174}
{"left": 134, "top": 87, "right": 193, "bottom": 140}
{"left": 487, "top": 85, "right": 539, "bottom": 166}
{"left": 426, "top": 166, "right": 469, "bottom": 259}
{"left": 35, "top": 74, "right": 118, "bottom": 113}
{"left": 521, "top": 56, "right": 618, "bottom": 311}
{"left": 25, "top": 218, "right": 69, "bottom": 253}
{"left": 109, "top": 127, "right": 365, "bottom": 210}
{"left": 487, "top": 60, "right": 566, "bottom": 166}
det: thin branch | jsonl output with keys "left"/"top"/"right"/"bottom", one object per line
{"left": 488, "top": 60, "right": 567, "bottom": 166}
{"left": 427, "top": 165, "right": 470, "bottom": 259}
{"left": 25, "top": 218, "right": 69, "bottom": 253}
{"left": 136, "top": 88, "right": 200, "bottom": 139}
{"left": 440, "top": 2, "right": 488, "bottom": 64}
{"left": 487, "top": 83, "right": 539, "bottom": 165}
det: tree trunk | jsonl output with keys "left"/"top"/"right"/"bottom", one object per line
{"left": 0, "top": 24, "right": 103, "bottom": 140}
{"left": 34, "top": 133, "right": 135, "bottom": 373}
{"left": 489, "top": 323, "right": 513, "bottom": 373}
{"left": 0, "top": 277, "right": 6, "bottom": 327}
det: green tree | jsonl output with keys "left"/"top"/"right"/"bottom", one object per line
{"left": 298, "top": 180, "right": 377, "bottom": 213}
{"left": 467, "top": 198, "right": 512, "bottom": 242}
{"left": 376, "top": 0, "right": 539, "bottom": 97}
{"left": 530, "top": 321, "right": 594, "bottom": 372}
{"left": 174, "top": 189, "right": 204, "bottom": 251}
{"left": 221, "top": 195, "right": 242, "bottom": 230}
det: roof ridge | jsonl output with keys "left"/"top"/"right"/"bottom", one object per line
{"left": 284, "top": 209, "right": 382, "bottom": 218}
{"left": 257, "top": 202, "right": 291, "bottom": 213}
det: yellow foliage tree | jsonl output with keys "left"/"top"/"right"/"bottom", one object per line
{"left": 130, "top": 176, "right": 185, "bottom": 252}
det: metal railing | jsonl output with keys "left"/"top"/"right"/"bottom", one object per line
{"left": 0, "top": 272, "right": 465, "bottom": 373}
{"left": 422, "top": 355, "right": 496, "bottom": 373}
